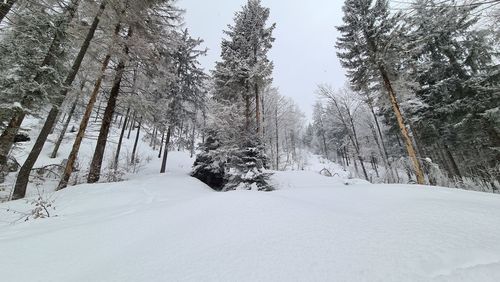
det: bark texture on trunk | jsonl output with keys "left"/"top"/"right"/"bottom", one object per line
{"left": 0, "top": 113, "right": 25, "bottom": 168}
{"left": 255, "top": 83, "right": 261, "bottom": 134}
{"left": 160, "top": 126, "right": 172, "bottom": 173}
{"left": 378, "top": 65, "right": 425, "bottom": 185}
{"left": 131, "top": 118, "right": 142, "bottom": 164}
{"left": 50, "top": 87, "right": 83, "bottom": 159}
{"left": 275, "top": 106, "right": 279, "bottom": 170}
{"left": 12, "top": 108, "right": 58, "bottom": 200}
{"left": 245, "top": 94, "right": 250, "bottom": 133}
{"left": 367, "top": 98, "right": 394, "bottom": 182}
{"left": 127, "top": 112, "right": 136, "bottom": 139}
{"left": 114, "top": 108, "right": 130, "bottom": 170}
{"left": 158, "top": 131, "right": 165, "bottom": 159}
{"left": 0, "top": 0, "right": 16, "bottom": 24}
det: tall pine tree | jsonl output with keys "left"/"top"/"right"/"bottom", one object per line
{"left": 336, "top": 0, "right": 426, "bottom": 184}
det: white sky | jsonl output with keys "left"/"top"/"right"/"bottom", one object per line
{"left": 179, "top": 0, "right": 347, "bottom": 120}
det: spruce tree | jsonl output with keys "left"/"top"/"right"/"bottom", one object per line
{"left": 406, "top": 0, "right": 499, "bottom": 184}
{"left": 336, "top": 0, "right": 426, "bottom": 184}
{"left": 193, "top": 0, "right": 275, "bottom": 191}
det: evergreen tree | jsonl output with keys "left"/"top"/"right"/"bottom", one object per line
{"left": 336, "top": 0, "right": 426, "bottom": 184}
{"left": 0, "top": 0, "right": 79, "bottom": 182}
{"left": 405, "top": 0, "right": 499, "bottom": 184}
{"left": 159, "top": 29, "right": 208, "bottom": 173}
{"left": 193, "top": 0, "right": 275, "bottom": 191}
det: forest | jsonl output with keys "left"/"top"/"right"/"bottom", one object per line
{"left": 0, "top": 0, "right": 499, "bottom": 202}
{"left": 0, "top": 1, "right": 499, "bottom": 281}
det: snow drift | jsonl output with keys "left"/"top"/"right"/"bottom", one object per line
{"left": 0, "top": 152, "right": 500, "bottom": 282}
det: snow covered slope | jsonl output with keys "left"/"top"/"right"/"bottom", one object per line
{"left": 1, "top": 152, "right": 500, "bottom": 282}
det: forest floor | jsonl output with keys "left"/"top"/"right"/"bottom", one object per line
{"left": 1, "top": 118, "right": 500, "bottom": 281}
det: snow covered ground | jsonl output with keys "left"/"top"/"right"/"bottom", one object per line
{"left": 1, "top": 149, "right": 500, "bottom": 282}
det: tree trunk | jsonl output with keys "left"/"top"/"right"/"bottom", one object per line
{"left": 344, "top": 147, "right": 350, "bottom": 167}
{"left": 160, "top": 126, "right": 172, "bottom": 173}
{"left": 57, "top": 54, "right": 113, "bottom": 190}
{"left": 373, "top": 156, "right": 379, "bottom": 177}
{"left": 320, "top": 131, "right": 328, "bottom": 160}
{"left": 11, "top": 108, "right": 58, "bottom": 200}
{"left": 177, "top": 120, "right": 184, "bottom": 151}
{"left": 127, "top": 111, "right": 136, "bottom": 139}
{"left": 0, "top": 0, "right": 16, "bottom": 24}
{"left": 150, "top": 127, "right": 156, "bottom": 147}
{"left": 152, "top": 128, "right": 158, "bottom": 150}
{"left": 329, "top": 95, "right": 369, "bottom": 181}
{"left": 87, "top": 62, "right": 125, "bottom": 183}
{"left": 0, "top": 113, "right": 25, "bottom": 169}
{"left": 269, "top": 137, "right": 275, "bottom": 166}
{"left": 118, "top": 115, "right": 123, "bottom": 129}
{"left": 275, "top": 105, "right": 279, "bottom": 170}
{"left": 201, "top": 111, "right": 206, "bottom": 144}
{"left": 158, "top": 131, "right": 165, "bottom": 158}
{"left": 369, "top": 121, "right": 390, "bottom": 182}
{"left": 338, "top": 149, "right": 345, "bottom": 170}
{"left": 56, "top": 20, "right": 123, "bottom": 189}
{"left": 444, "top": 144, "right": 462, "bottom": 178}
{"left": 87, "top": 26, "right": 131, "bottom": 184}
{"left": 113, "top": 108, "right": 130, "bottom": 170}
{"left": 245, "top": 93, "right": 251, "bottom": 133}
{"left": 11, "top": 1, "right": 107, "bottom": 199}
{"left": 50, "top": 82, "right": 86, "bottom": 159}
{"left": 367, "top": 98, "right": 394, "bottom": 182}
{"left": 255, "top": 83, "right": 261, "bottom": 134}
{"left": 378, "top": 65, "right": 425, "bottom": 185}
{"left": 94, "top": 96, "right": 103, "bottom": 123}
{"left": 261, "top": 94, "right": 266, "bottom": 140}
{"left": 190, "top": 120, "right": 196, "bottom": 158}
{"left": 353, "top": 150, "right": 359, "bottom": 175}
{"left": 346, "top": 110, "right": 369, "bottom": 182}
{"left": 50, "top": 111, "right": 65, "bottom": 135}
{"left": 131, "top": 117, "right": 142, "bottom": 164}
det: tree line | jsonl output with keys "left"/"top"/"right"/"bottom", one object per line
{"left": 0, "top": 0, "right": 207, "bottom": 200}
{"left": 192, "top": 0, "right": 308, "bottom": 191}
{"left": 308, "top": 0, "right": 499, "bottom": 191}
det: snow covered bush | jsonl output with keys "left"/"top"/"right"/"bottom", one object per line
{"left": 224, "top": 144, "right": 272, "bottom": 191}
{"left": 26, "top": 193, "right": 55, "bottom": 220}
{"left": 192, "top": 131, "right": 273, "bottom": 191}
{"left": 192, "top": 131, "right": 225, "bottom": 189}
{"left": 5, "top": 181, "right": 56, "bottom": 222}
{"left": 192, "top": 148, "right": 226, "bottom": 190}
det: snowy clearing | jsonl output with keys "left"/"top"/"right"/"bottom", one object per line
{"left": 1, "top": 152, "right": 500, "bottom": 282}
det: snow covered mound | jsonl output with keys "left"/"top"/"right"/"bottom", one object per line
{"left": 1, "top": 153, "right": 500, "bottom": 282}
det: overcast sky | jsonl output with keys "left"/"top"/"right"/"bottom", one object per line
{"left": 179, "top": 0, "right": 346, "bottom": 120}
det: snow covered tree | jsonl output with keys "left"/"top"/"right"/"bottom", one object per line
{"left": 261, "top": 87, "right": 306, "bottom": 171}
{"left": 213, "top": 0, "right": 275, "bottom": 134}
{"left": 0, "top": 0, "right": 79, "bottom": 176}
{"left": 193, "top": 0, "right": 275, "bottom": 191}
{"left": 11, "top": 0, "right": 108, "bottom": 199}
{"left": 159, "top": 29, "right": 208, "bottom": 173}
{"left": 404, "top": 0, "right": 499, "bottom": 186}
{"left": 336, "top": 0, "right": 426, "bottom": 184}
{"left": 318, "top": 85, "right": 369, "bottom": 181}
